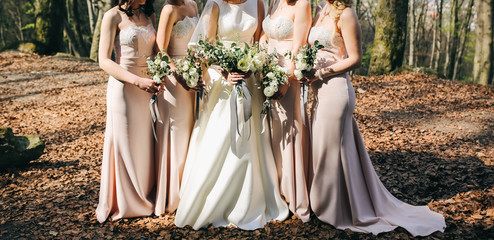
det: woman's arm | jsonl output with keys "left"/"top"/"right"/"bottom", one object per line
{"left": 206, "top": 2, "right": 220, "bottom": 42}
{"left": 254, "top": 0, "right": 265, "bottom": 42}
{"left": 98, "top": 8, "right": 159, "bottom": 93}
{"left": 316, "top": 8, "right": 362, "bottom": 79}
{"left": 289, "top": 0, "right": 311, "bottom": 78}
{"left": 156, "top": 5, "right": 178, "bottom": 70}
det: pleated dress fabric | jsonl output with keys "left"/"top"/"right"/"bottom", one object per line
{"left": 308, "top": 26, "right": 447, "bottom": 236}
{"left": 96, "top": 20, "right": 158, "bottom": 222}
{"left": 262, "top": 14, "right": 311, "bottom": 222}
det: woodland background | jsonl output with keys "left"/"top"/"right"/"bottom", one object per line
{"left": 0, "top": 0, "right": 493, "bottom": 239}
{"left": 0, "top": 0, "right": 493, "bottom": 84}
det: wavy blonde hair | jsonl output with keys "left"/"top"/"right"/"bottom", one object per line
{"left": 326, "top": 0, "right": 352, "bottom": 34}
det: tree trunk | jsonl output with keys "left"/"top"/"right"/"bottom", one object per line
{"left": 35, "top": 0, "right": 66, "bottom": 54}
{"left": 429, "top": 14, "right": 437, "bottom": 68}
{"left": 368, "top": 0, "right": 408, "bottom": 75}
{"left": 452, "top": 0, "right": 474, "bottom": 81}
{"left": 446, "top": 0, "right": 462, "bottom": 79}
{"left": 89, "top": 0, "right": 111, "bottom": 61}
{"left": 433, "top": 0, "right": 443, "bottom": 71}
{"left": 408, "top": 0, "right": 415, "bottom": 66}
{"left": 69, "top": 0, "right": 89, "bottom": 57}
{"left": 86, "top": 0, "right": 96, "bottom": 34}
{"left": 473, "top": 0, "right": 494, "bottom": 85}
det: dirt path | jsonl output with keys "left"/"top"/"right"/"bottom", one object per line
{"left": 0, "top": 52, "right": 493, "bottom": 239}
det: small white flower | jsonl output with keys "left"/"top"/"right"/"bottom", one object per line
{"left": 190, "top": 67, "right": 197, "bottom": 74}
{"left": 191, "top": 72, "right": 200, "bottom": 81}
{"left": 296, "top": 53, "right": 304, "bottom": 60}
{"left": 266, "top": 72, "right": 275, "bottom": 79}
{"left": 294, "top": 69, "right": 304, "bottom": 80}
{"left": 182, "top": 64, "right": 189, "bottom": 71}
{"left": 153, "top": 75, "right": 162, "bottom": 84}
{"left": 154, "top": 59, "right": 161, "bottom": 66}
{"left": 264, "top": 86, "right": 275, "bottom": 97}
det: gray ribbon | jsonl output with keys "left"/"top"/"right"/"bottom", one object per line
{"left": 230, "top": 80, "right": 252, "bottom": 154}
{"left": 195, "top": 88, "right": 203, "bottom": 120}
{"left": 150, "top": 95, "right": 163, "bottom": 141}
{"left": 300, "top": 83, "right": 308, "bottom": 125}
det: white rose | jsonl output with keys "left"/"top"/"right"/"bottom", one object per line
{"left": 269, "top": 80, "right": 278, "bottom": 88}
{"left": 190, "top": 67, "right": 197, "bottom": 74}
{"left": 279, "top": 66, "right": 289, "bottom": 74}
{"left": 187, "top": 79, "right": 197, "bottom": 88}
{"left": 294, "top": 69, "right": 304, "bottom": 80}
{"left": 191, "top": 72, "right": 200, "bottom": 81}
{"left": 153, "top": 75, "right": 162, "bottom": 84}
{"left": 154, "top": 59, "right": 161, "bottom": 66}
{"left": 301, "top": 63, "right": 310, "bottom": 71}
{"left": 295, "top": 61, "right": 303, "bottom": 70}
{"left": 263, "top": 86, "right": 275, "bottom": 97}
{"left": 266, "top": 72, "right": 275, "bottom": 79}
{"left": 182, "top": 73, "right": 189, "bottom": 81}
{"left": 182, "top": 63, "right": 189, "bottom": 71}
{"left": 160, "top": 61, "right": 167, "bottom": 69}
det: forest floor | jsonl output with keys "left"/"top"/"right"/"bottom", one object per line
{"left": 0, "top": 51, "right": 493, "bottom": 239}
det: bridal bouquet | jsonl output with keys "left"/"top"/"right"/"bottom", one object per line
{"left": 293, "top": 40, "right": 324, "bottom": 80}
{"left": 173, "top": 49, "right": 203, "bottom": 89}
{"left": 173, "top": 48, "right": 205, "bottom": 119}
{"left": 261, "top": 49, "right": 289, "bottom": 99}
{"left": 146, "top": 50, "right": 171, "bottom": 141}
{"left": 146, "top": 50, "right": 172, "bottom": 85}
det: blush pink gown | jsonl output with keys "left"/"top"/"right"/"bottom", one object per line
{"left": 262, "top": 14, "right": 311, "bottom": 222}
{"left": 96, "top": 17, "right": 157, "bottom": 222}
{"left": 308, "top": 24, "right": 447, "bottom": 236}
{"left": 154, "top": 16, "right": 198, "bottom": 216}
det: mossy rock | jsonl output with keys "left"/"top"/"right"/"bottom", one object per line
{"left": 17, "top": 42, "right": 37, "bottom": 53}
{"left": 0, "top": 127, "right": 45, "bottom": 169}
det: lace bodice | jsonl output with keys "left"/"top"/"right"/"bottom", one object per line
{"left": 308, "top": 26, "right": 346, "bottom": 67}
{"left": 115, "top": 22, "right": 156, "bottom": 69}
{"left": 214, "top": 0, "right": 258, "bottom": 44}
{"left": 169, "top": 16, "right": 198, "bottom": 57}
{"left": 262, "top": 15, "right": 293, "bottom": 41}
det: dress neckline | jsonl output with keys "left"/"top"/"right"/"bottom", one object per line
{"left": 266, "top": 14, "right": 293, "bottom": 23}
{"left": 175, "top": 16, "right": 198, "bottom": 25}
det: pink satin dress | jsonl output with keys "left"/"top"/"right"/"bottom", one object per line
{"left": 262, "top": 14, "right": 311, "bottom": 222}
{"left": 308, "top": 25, "right": 447, "bottom": 236}
{"left": 96, "top": 18, "right": 157, "bottom": 222}
{"left": 154, "top": 16, "right": 198, "bottom": 215}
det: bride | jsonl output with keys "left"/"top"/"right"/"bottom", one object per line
{"left": 174, "top": 0, "right": 289, "bottom": 230}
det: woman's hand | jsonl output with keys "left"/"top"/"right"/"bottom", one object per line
{"left": 224, "top": 71, "right": 252, "bottom": 85}
{"left": 135, "top": 77, "right": 161, "bottom": 93}
{"left": 301, "top": 68, "right": 319, "bottom": 83}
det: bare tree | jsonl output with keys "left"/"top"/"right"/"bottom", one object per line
{"left": 473, "top": 0, "right": 494, "bottom": 85}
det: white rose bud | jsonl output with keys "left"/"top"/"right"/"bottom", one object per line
{"left": 160, "top": 61, "right": 167, "bottom": 69}
{"left": 153, "top": 75, "right": 162, "bottom": 84}
{"left": 294, "top": 69, "right": 304, "bottom": 80}
{"left": 266, "top": 72, "right": 275, "bottom": 79}
{"left": 264, "top": 86, "right": 275, "bottom": 97}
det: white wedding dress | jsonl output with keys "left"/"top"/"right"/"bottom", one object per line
{"left": 174, "top": 0, "right": 289, "bottom": 230}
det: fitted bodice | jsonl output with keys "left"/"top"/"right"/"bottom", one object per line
{"left": 308, "top": 26, "right": 346, "bottom": 67}
{"left": 169, "top": 16, "right": 198, "bottom": 57}
{"left": 214, "top": 0, "right": 258, "bottom": 44}
{"left": 115, "top": 22, "right": 156, "bottom": 74}
{"left": 262, "top": 15, "right": 293, "bottom": 41}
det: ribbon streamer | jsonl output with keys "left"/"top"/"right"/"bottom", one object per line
{"left": 195, "top": 88, "right": 203, "bottom": 120}
{"left": 300, "top": 83, "right": 308, "bottom": 125}
{"left": 149, "top": 95, "right": 163, "bottom": 141}
{"left": 230, "top": 80, "right": 252, "bottom": 154}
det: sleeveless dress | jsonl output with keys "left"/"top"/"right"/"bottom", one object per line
{"left": 262, "top": 15, "right": 310, "bottom": 222}
{"left": 174, "top": 0, "right": 289, "bottom": 230}
{"left": 154, "top": 16, "right": 198, "bottom": 215}
{"left": 308, "top": 26, "right": 447, "bottom": 236}
{"left": 96, "top": 20, "right": 157, "bottom": 222}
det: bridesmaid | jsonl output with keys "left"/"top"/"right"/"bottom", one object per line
{"left": 154, "top": 0, "right": 199, "bottom": 216}
{"left": 259, "top": 0, "right": 312, "bottom": 222}
{"left": 304, "top": 0, "right": 446, "bottom": 236}
{"left": 95, "top": 0, "right": 159, "bottom": 222}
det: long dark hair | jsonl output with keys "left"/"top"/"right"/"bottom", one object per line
{"left": 112, "top": 0, "right": 155, "bottom": 17}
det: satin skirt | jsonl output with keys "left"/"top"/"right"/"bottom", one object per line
{"left": 309, "top": 73, "right": 446, "bottom": 236}
{"left": 96, "top": 66, "right": 156, "bottom": 222}
{"left": 174, "top": 69, "right": 289, "bottom": 230}
{"left": 154, "top": 55, "right": 195, "bottom": 215}
{"left": 267, "top": 39, "right": 311, "bottom": 222}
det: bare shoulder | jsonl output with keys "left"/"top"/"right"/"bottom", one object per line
{"left": 186, "top": 0, "right": 198, "bottom": 9}
{"left": 295, "top": 0, "right": 310, "bottom": 9}
{"left": 103, "top": 7, "right": 122, "bottom": 25}
{"left": 340, "top": 7, "right": 357, "bottom": 21}
{"left": 160, "top": 4, "right": 175, "bottom": 16}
